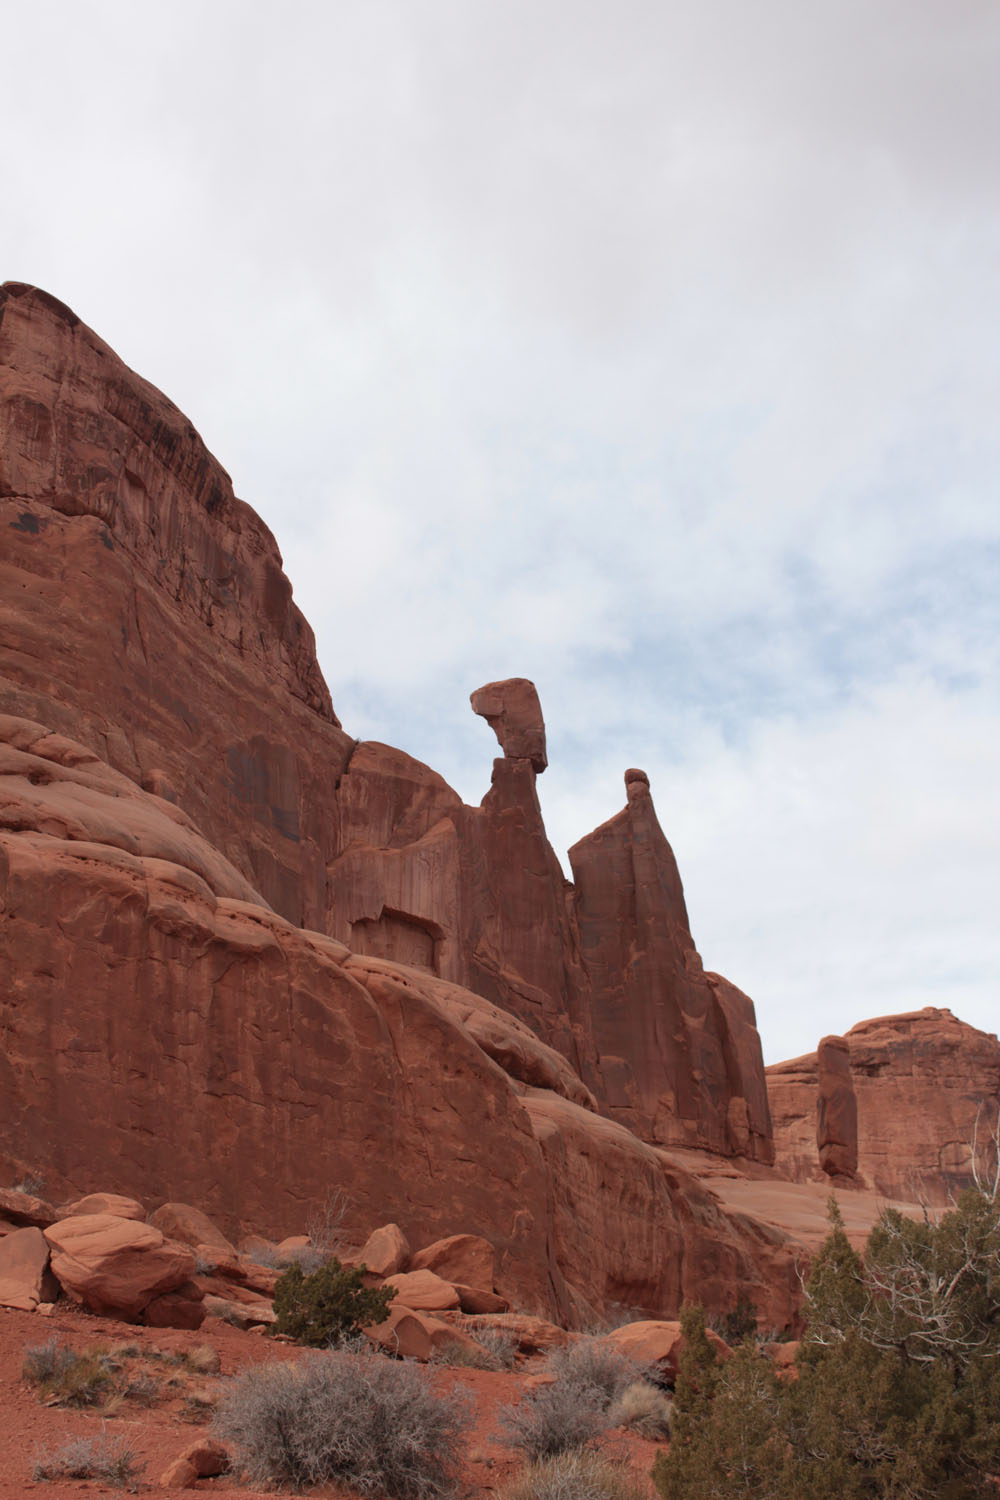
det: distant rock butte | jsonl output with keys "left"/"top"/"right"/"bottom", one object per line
{"left": 767, "top": 1009, "right": 1000, "bottom": 1204}
{"left": 0, "top": 282, "right": 984, "bottom": 1326}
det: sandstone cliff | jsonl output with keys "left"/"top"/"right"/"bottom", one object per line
{"left": 767, "top": 1009, "right": 1000, "bottom": 1204}
{"left": 7, "top": 281, "right": 927, "bottom": 1329}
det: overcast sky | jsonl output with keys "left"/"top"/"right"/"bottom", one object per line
{"left": 4, "top": 2, "right": 997, "bottom": 1063}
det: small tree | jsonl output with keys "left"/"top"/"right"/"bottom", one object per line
{"left": 273, "top": 1256, "right": 392, "bottom": 1346}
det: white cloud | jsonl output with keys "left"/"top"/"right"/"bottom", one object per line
{"left": 3, "top": 0, "right": 998, "bottom": 1064}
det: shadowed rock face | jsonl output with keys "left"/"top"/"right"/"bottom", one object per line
{"left": 1, "top": 284, "right": 793, "bottom": 1323}
{"left": 767, "top": 1010, "right": 1000, "bottom": 1204}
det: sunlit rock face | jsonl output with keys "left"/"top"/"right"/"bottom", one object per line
{"left": 767, "top": 1009, "right": 1000, "bottom": 1205}
{"left": 1, "top": 282, "right": 796, "bottom": 1325}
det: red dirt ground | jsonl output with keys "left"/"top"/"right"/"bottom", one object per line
{"left": 0, "top": 1303, "right": 662, "bottom": 1498}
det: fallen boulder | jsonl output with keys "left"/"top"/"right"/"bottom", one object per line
{"left": 357, "top": 1222, "right": 410, "bottom": 1278}
{"left": 410, "top": 1233, "right": 495, "bottom": 1292}
{"left": 43, "top": 1213, "right": 195, "bottom": 1319}
{"left": 0, "top": 1226, "right": 59, "bottom": 1310}
{"left": 384, "top": 1268, "right": 461, "bottom": 1311}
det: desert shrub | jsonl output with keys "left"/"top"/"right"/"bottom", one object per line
{"left": 23, "top": 1337, "right": 78, "bottom": 1387}
{"left": 608, "top": 1379, "right": 672, "bottom": 1440}
{"left": 710, "top": 1295, "right": 759, "bottom": 1345}
{"left": 123, "top": 1371, "right": 161, "bottom": 1405}
{"left": 498, "top": 1449, "right": 648, "bottom": 1500}
{"left": 31, "top": 1429, "right": 144, "bottom": 1489}
{"left": 498, "top": 1378, "right": 608, "bottom": 1461}
{"left": 434, "top": 1326, "right": 519, "bottom": 1372}
{"left": 213, "top": 1343, "right": 470, "bottom": 1496}
{"left": 273, "top": 1255, "right": 392, "bottom": 1345}
{"left": 23, "top": 1340, "right": 114, "bottom": 1407}
{"left": 471, "top": 1325, "right": 520, "bottom": 1368}
{"left": 544, "top": 1335, "right": 648, "bottom": 1407}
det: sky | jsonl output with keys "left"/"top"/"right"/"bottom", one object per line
{"left": 3, "top": 1, "right": 997, "bottom": 1063}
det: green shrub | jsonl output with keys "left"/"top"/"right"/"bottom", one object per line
{"left": 272, "top": 1255, "right": 392, "bottom": 1345}
{"left": 213, "top": 1344, "right": 470, "bottom": 1496}
{"left": 653, "top": 1187, "right": 1000, "bottom": 1499}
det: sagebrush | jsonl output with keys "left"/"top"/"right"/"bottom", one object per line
{"left": 214, "top": 1343, "right": 471, "bottom": 1497}
{"left": 544, "top": 1336, "right": 649, "bottom": 1406}
{"left": 499, "top": 1449, "right": 649, "bottom": 1500}
{"left": 31, "top": 1429, "right": 144, "bottom": 1489}
{"left": 498, "top": 1378, "right": 608, "bottom": 1460}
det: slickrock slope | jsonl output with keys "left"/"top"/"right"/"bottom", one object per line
{"left": 767, "top": 1009, "right": 1000, "bottom": 1204}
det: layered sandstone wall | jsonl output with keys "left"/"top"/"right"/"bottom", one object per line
{"left": 767, "top": 1009, "right": 1000, "bottom": 1204}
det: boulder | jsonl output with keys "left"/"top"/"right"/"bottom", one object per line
{"left": 454, "top": 1284, "right": 509, "bottom": 1314}
{"left": 385, "top": 1268, "right": 461, "bottom": 1312}
{"left": 143, "top": 1279, "right": 206, "bottom": 1330}
{"left": 61, "top": 1193, "right": 146, "bottom": 1221}
{"left": 179, "top": 1438, "right": 229, "bottom": 1477}
{"left": 0, "top": 1226, "right": 59, "bottom": 1310}
{"left": 604, "top": 1319, "right": 730, "bottom": 1382}
{"left": 159, "top": 1457, "right": 198, "bottom": 1488}
{"left": 410, "top": 1233, "right": 495, "bottom": 1291}
{"left": 203, "top": 1294, "right": 276, "bottom": 1329}
{"left": 43, "top": 1214, "right": 195, "bottom": 1319}
{"left": 357, "top": 1222, "right": 409, "bottom": 1278}
{"left": 148, "top": 1203, "right": 236, "bottom": 1257}
{"left": 0, "top": 1187, "right": 56, "bottom": 1229}
{"left": 365, "top": 1303, "right": 485, "bottom": 1362}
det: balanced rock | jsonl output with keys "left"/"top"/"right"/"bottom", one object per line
{"left": 471, "top": 678, "right": 548, "bottom": 772}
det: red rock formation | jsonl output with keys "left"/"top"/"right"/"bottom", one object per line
{"left": 0, "top": 282, "right": 848, "bottom": 1329}
{"left": 470, "top": 678, "right": 548, "bottom": 772}
{"left": 568, "top": 769, "right": 773, "bottom": 1161}
{"left": 768, "top": 1009, "right": 1000, "bottom": 1204}
{"left": 0, "top": 281, "right": 354, "bottom": 926}
{"left": 816, "top": 1036, "right": 859, "bottom": 1180}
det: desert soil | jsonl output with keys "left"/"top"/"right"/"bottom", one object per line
{"left": 0, "top": 1303, "right": 661, "bottom": 1498}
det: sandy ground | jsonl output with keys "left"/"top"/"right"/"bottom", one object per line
{"left": 0, "top": 1302, "right": 662, "bottom": 1498}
